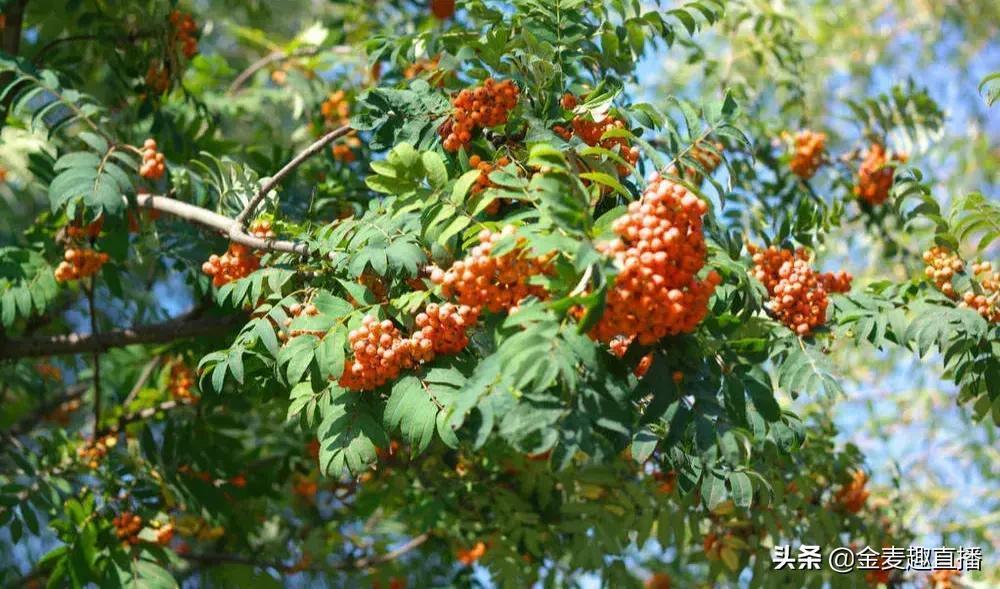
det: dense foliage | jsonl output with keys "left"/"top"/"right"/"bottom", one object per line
{"left": 0, "top": 1, "right": 997, "bottom": 588}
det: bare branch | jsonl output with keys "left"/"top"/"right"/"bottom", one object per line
{"left": 0, "top": 309, "right": 243, "bottom": 360}
{"left": 135, "top": 193, "right": 309, "bottom": 255}
{"left": 232, "top": 124, "right": 353, "bottom": 231}
{"left": 227, "top": 46, "right": 352, "bottom": 95}
{"left": 122, "top": 356, "right": 162, "bottom": 406}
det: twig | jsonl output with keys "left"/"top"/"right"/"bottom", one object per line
{"left": 351, "top": 532, "right": 430, "bottom": 569}
{"left": 139, "top": 125, "right": 353, "bottom": 255}
{"left": 122, "top": 356, "right": 162, "bottom": 406}
{"left": 135, "top": 193, "right": 309, "bottom": 255}
{"left": 228, "top": 46, "right": 350, "bottom": 95}
{"left": 232, "top": 125, "right": 354, "bottom": 231}
{"left": 0, "top": 309, "right": 244, "bottom": 359}
{"left": 30, "top": 34, "right": 100, "bottom": 64}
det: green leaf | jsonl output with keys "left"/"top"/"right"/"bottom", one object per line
{"left": 701, "top": 472, "right": 727, "bottom": 510}
{"left": 384, "top": 376, "right": 438, "bottom": 454}
{"left": 422, "top": 151, "right": 448, "bottom": 188}
{"left": 729, "top": 472, "right": 753, "bottom": 509}
{"left": 318, "top": 400, "right": 386, "bottom": 476}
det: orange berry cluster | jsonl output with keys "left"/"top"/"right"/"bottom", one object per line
{"left": 855, "top": 143, "right": 904, "bottom": 205}
{"left": 339, "top": 316, "right": 412, "bottom": 391}
{"left": 923, "top": 247, "right": 999, "bottom": 321}
{"left": 77, "top": 434, "right": 118, "bottom": 469}
{"left": 321, "top": 90, "right": 350, "bottom": 126}
{"left": 586, "top": 174, "right": 720, "bottom": 345}
{"left": 864, "top": 562, "right": 891, "bottom": 586}
{"left": 35, "top": 361, "right": 62, "bottom": 381}
{"left": 66, "top": 216, "right": 103, "bottom": 239}
{"left": 748, "top": 244, "right": 852, "bottom": 335}
{"left": 439, "top": 78, "right": 519, "bottom": 152}
{"left": 249, "top": 219, "right": 276, "bottom": 239}
{"left": 456, "top": 541, "right": 487, "bottom": 565}
{"left": 833, "top": 470, "right": 869, "bottom": 514}
{"left": 966, "top": 261, "right": 1000, "bottom": 322}
{"left": 168, "top": 359, "right": 198, "bottom": 402}
{"left": 609, "top": 336, "right": 652, "bottom": 377}
{"left": 404, "top": 55, "right": 444, "bottom": 85}
{"left": 46, "top": 397, "right": 81, "bottom": 426}
{"left": 652, "top": 470, "right": 677, "bottom": 494}
{"left": 0, "top": 167, "right": 7, "bottom": 183}
{"left": 429, "top": 225, "right": 550, "bottom": 314}
{"left": 319, "top": 92, "right": 361, "bottom": 161}
{"left": 468, "top": 154, "right": 512, "bottom": 215}
{"left": 279, "top": 301, "right": 324, "bottom": 342}
{"left": 332, "top": 134, "right": 362, "bottom": 163}
{"left": 338, "top": 304, "right": 477, "bottom": 391}
{"left": 139, "top": 138, "right": 166, "bottom": 180}
{"left": 923, "top": 246, "right": 965, "bottom": 299}
{"left": 169, "top": 10, "right": 198, "bottom": 59}
{"left": 145, "top": 63, "right": 170, "bottom": 94}
{"left": 789, "top": 130, "right": 826, "bottom": 179}
{"left": 201, "top": 243, "right": 260, "bottom": 287}
{"left": 54, "top": 247, "right": 109, "bottom": 282}
{"left": 702, "top": 532, "right": 725, "bottom": 560}
{"left": 645, "top": 572, "right": 672, "bottom": 589}
{"left": 292, "top": 474, "right": 319, "bottom": 500}
{"left": 683, "top": 141, "right": 724, "bottom": 183}
{"left": 114, "top": 512, "right": 144, "bottom": 545}
{"left": 556, "top": 114, "right": 640, "bottom": 175}
{"left": 151, "top": 520, "right": 175, "bottom": 546}
{"left": 411, "top": 303, "right": 480, "bottom": 359}
{"left": 926, "top": 570, "right": 961, "bottom": 589}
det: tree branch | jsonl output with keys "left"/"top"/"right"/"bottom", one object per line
{"left": 179, "top": 532, "right": 430, "bottom": 574}
{"left": 99, "top": 398, "right": 195, "bottom": 435}
{"left": 0, "top": 309, "right": 244, "bottom": 359}
{"left": 122, "top": 356, "right": 162, "bottom": 406}
{"left": 232, "top": 124, "right": 354, "bottom": 231}
{"left": 351, "top": 532, "right": 430, "bottom": 569}
{"left": 135, "top": 193, "right": 309, "bottom": 255}
{"left": 4, "top": 383, "right": 88, "bottom": 437}
{"left": 227, "top": 46, "right": 354, "bottom": 95}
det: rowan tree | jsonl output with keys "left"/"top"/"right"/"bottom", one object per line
{"left": 0, "top": 1, "right": 998, "bottom": 588}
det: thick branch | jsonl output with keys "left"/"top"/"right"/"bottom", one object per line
{"left": 0, "top": 310, "right": 243, "bottom": 360}
{"left": 232, "top": 124, "right": 354, "bottom": 230}
{"left": 135, "top": 193, "right": 309, "bottom": 255}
